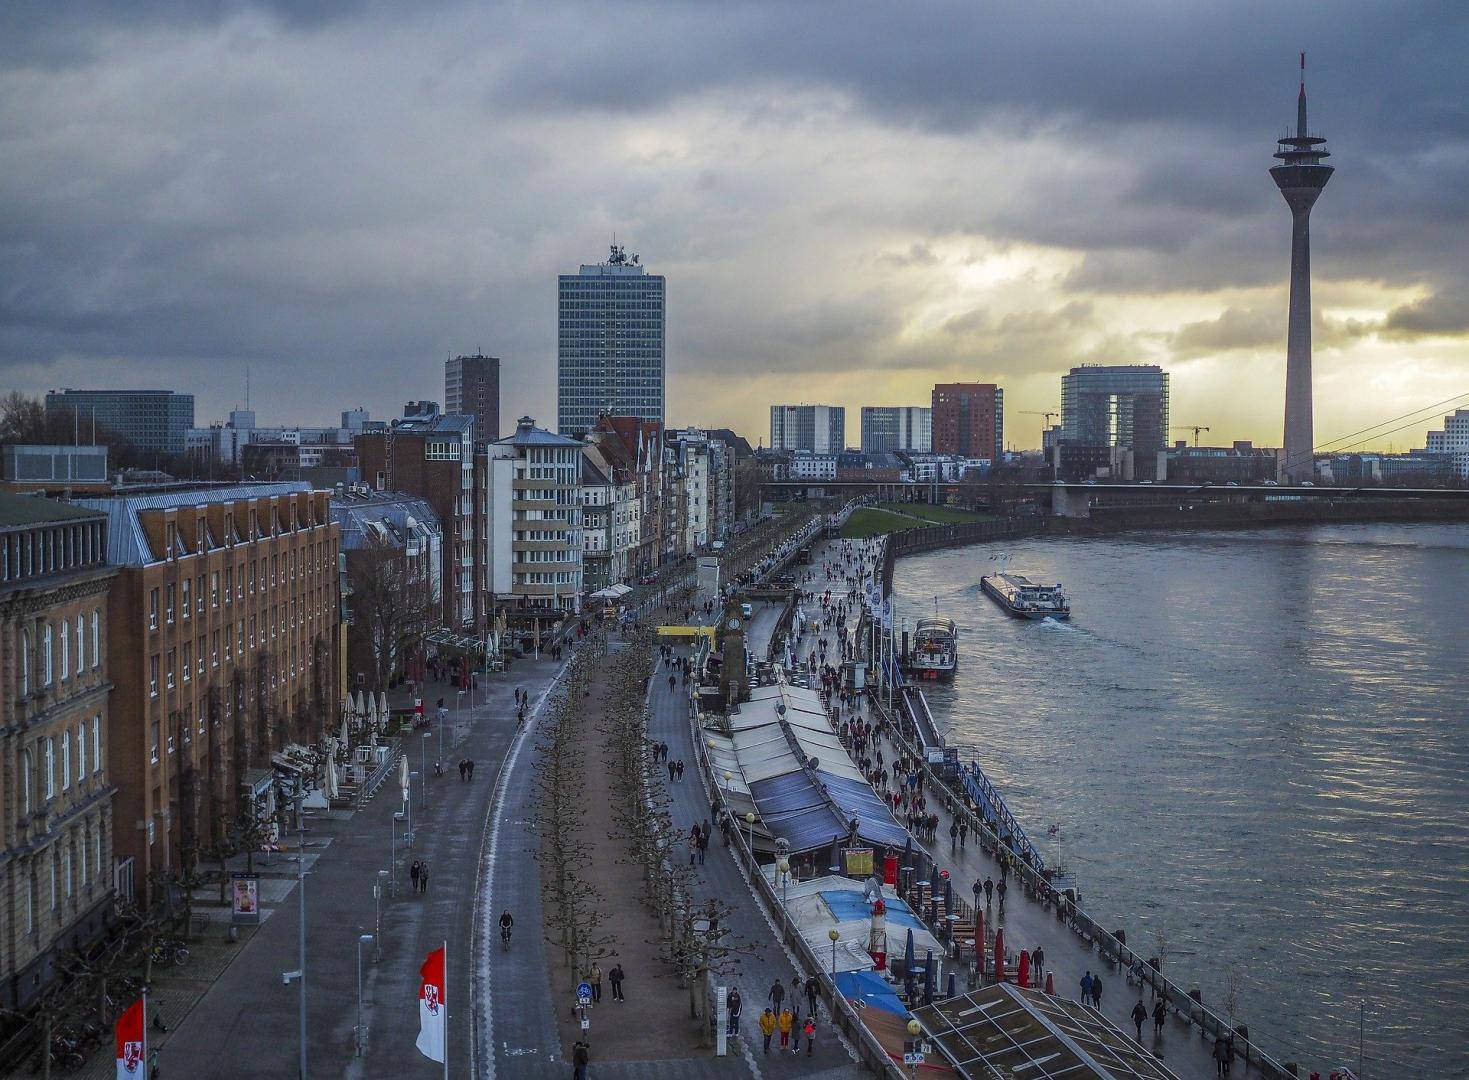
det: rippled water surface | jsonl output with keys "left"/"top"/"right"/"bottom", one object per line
{"left": 892, "top": 523, "right": 1469, "bottom": 1076}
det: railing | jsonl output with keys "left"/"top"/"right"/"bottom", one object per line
{"left": 874, "top": 698, "right": 1298, "bottom": 1079}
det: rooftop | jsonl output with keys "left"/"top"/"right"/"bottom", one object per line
{"left": 72, "top": 482, "right": 312, "bottom": 564}
{"left": 495, "top": 416, "right": 582, "bottom": 449}
{"left": 0, "top": 492, "right": 106, "bottom": 529}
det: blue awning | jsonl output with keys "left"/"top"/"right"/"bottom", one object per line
{"left": 818, "top": 773, "right": 911, "bottom": 849}
{"left": 833, "top": 969, "right": 908, "bottom": 1017}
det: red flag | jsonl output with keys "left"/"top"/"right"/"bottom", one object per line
{"left": 416, "top": 945, "right": 446, "bottom": 1063}
{"left": 115, "top": 997, "right": 145, "bottom": 1079}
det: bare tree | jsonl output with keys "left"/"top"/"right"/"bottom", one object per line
{"left": 346, "top": 547, "right": 440, "bottom": 690}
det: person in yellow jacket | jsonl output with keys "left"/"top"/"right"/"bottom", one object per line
{"left": 778, "top": 1006, "right": 794, "bottom": 1050}
{"left": 758, "top": 1008, "right": 776, "bottom": 1054}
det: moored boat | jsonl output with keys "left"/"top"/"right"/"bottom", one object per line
{"left": 908, "top": 616, "right": 958, "bottom": 679}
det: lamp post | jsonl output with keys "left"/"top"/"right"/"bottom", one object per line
{"left": 390, "top": 811, "right": 405, "bottom": 894}
{"left": 374, "top": 870, "right": 388, "bottom": 962}
{"left": 407, "top": 771, "right": 418, "bottom": 836}
{"left": 906, "top": 1018, "right": 922, "bottom": 1079}
{"left": 355, "top": 933, "right": 375, "bottom": 1056}
{"left": 777, "top": 858, "right": 790, "bottom": 937}
{"left": 828, "top": 927, "right": 840, "bottom": 976}
{"left": 420, "top": 732, "right": 431, "bottom": 807}
{"left": 744, "top": 812, "right": 755, "bottom": 865}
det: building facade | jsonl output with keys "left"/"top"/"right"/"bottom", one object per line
{"left": 1425, "top": 408, "right": 1469, "bottom": 479}
{"left": 45, "top": 390, "right": 195, "bottom": 456}
{"left": 355, "top": 406, "right": 476, "bottom": 629}
{"left": 445, "top": 354, "right": 502, "bottom": 450}
{"left": 558, "top": 247, "right": 666, "bottom": 435}
{"left": 769, "top": 405, "right": 845, "bottom": 454}
{"left": 931, "top": 384, "right": 1002, "bottom": 461}
{"left": 0, "top": 496, "right": 117, "bottom": 1011}
{"left": 579, "top": 443, "right": 639, "bottom": 592}
{"left": 74, "top": 486, "right": 340, "bottom": 897}
{"left": 1060, "top": 365, "right": 1168, "bottom": 481}
{"left": 860, "top": 406, "right": 931, "bottom": 453}
{"left": 484, "top": 418, "right": 584, "bottom": 618}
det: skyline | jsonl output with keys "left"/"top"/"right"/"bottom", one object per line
{"left": 3, "top": 4, "right": 1468, "bottom": 451}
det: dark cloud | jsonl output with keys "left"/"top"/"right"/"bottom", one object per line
{"left": 0, "top": 0, "right": 1466, "bottom": 435}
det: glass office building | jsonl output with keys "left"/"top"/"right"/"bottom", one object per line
{"left": 1060, "top": 365, "right": 1169, "bottom": 453}
{"left": 44, "top": 389, "right": 195, "bottom": 454}
{"left": 557, "top": 247, "right": 665, "bottom": 435}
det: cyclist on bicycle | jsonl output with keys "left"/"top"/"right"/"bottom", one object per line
{"left": 499, "top": 911, "right": 514, "bottom": 943}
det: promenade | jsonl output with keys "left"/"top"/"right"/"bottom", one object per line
{"left": 783, "top": 535, "right": 1237, "bottom": 1080}
{"left": 158, "top": 656, "right": 560, "bottom": 1079}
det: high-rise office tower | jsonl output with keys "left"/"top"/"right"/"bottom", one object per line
{"left": 1060, "top": 364, "right": 1169, "bottom": 479}
{"left": 931, "top": 384, "right": 1003, "bottom": 460}
{"left": 860, "top": 406, "right": 931, "bottom": 453}
{"left": 445, "top": 353, "right": 501, "bottom": 449}
{"left": 769, "top": 405, "right": 845, "bottom": 453}
{"left": 43, "top": 389, "right": 195, "bottom": 455}
{"left": 557, "top": 246, "right": 665, "bottom": 436}
{"left": 1270, "top": 56, "right": 1333, "bottom": 485}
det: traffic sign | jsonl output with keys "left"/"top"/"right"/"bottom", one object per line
{"left": 576, "top": 982, "right": 593, "bottom": 1004}
{"left": 904, "top": 1051, "right": 924, "bottom": 1065}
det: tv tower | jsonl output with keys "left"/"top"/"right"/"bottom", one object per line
{"left": 1271, "top": 53, "right": 1333, "bottom": 484}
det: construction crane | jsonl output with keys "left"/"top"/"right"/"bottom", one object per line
{"left": 1173, "top": 425, "right": 1211, "bottom": 447}
{"left": 1022, "top": 410, "right": 1060, "bottom": 438}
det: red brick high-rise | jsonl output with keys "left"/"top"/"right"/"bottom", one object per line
{"left": 931, "top": 383, "right": 1004, "bottom": 460}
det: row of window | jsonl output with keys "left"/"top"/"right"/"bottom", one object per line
{"left": 148, "top": 546, "right": 333, "bottom": 629}
{"left": 17, "top": 612, "right": 101, "bottom": 695}
{"left": 0, "top": 522, "right": 106, "bottom": 583}
{"left": 148, "top": 594, "right": 333, "bottom": 698}
{"left": 14, "top": 818, "right": 105, "bottom": 937}
{"left": 17, "top": 716, "right": 103, "bottom": 816}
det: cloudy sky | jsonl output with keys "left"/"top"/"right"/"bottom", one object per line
{"left": 3, "top": 1, "right": 1467, "bottom": 450}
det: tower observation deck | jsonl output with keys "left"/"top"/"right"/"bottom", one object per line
{"left": 1270, "top": 54, "right": 1334, "bottom": 485}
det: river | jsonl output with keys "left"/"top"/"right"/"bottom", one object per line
{"left": 891, "top": 522, "right": 1469, "bottom": 1077}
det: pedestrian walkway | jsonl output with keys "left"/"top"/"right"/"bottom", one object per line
{"left": 789, "top": 535, "right": 1231, "bottom": 1080}
{"left": 647, "top": 639, "right": 869, "bottom": 1080}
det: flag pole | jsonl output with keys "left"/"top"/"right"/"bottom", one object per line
{"left": 142, "top": 990, "right": 148, "bottom": 1073}
{"left": 442, "top": 939, "right": 449, "bottom": 1080}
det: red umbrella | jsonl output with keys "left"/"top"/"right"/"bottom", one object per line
{"left": 993, "top": 928, "right": 1006, "bottom": 982}
{"left": 1044, "top": 972, "right": 1055, "bottom": 995}
{"left": 974, "top": 909, "right": 985, "bottom": 974}
{"left": 1017, "top": 949, "right": 1030, "bottom": 989}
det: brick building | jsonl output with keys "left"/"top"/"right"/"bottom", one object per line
{"left": 931, "top": 383, "right": 1004, "bottom": 461}
{"left": 354, "top": 405, "right": 476, "bottom": 630}
{"left": 0, "top": 495, "right": 117, "bottom": 1010}
{"left": 74, "top": 485, "right": 340, "bottom": 895}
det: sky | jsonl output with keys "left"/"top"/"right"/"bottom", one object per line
{"left": 2, "top": 1, "right": 1467, "bottom": 451}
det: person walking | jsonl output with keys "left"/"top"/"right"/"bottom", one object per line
{"left": 1032, "top": 945, "right": 1045, "bottom": 983}
{"left": 789, "top": 976, "right": 803, "bottom": 1021}
{"left": 803, "top": 1017, "right": 816, "bottom": 1056}
{"left": 1131, "top": 999, "right": 1147, "bottom": 1041}
{"left": 1080, "top": 971, "right": 1093, "bottom": 1004}
{"left": 419, "top": 863, "right": 429, "bottom": 894}
{"left": 1152, "top": 997, "right": 1166, "bottom": 1037}
{"left": 572, "top": 1038, "right": 590, "bottom": 1080}
{"left": 466, "top": 758, "right": 474, "bottom": 780}
{"left": 804, "top": 975, "right": 819, "bottom": 1018}
{"left": 589, "top": 962, "right": 603, "bottom": 1004}
{"left": 676, "top": 760, "right": 685, "bottom": 782}
{"left": 410, "top": 860, "right": 421, "bottom": 893}
{"left": 949, "top": 821, "right": 959, "bottom": 850}
{"left": 996, "top": 877, "right": 1007, "bottom": 914}
{"left": 458, "top": 759, "right": 467, "bottom": 781}
{"left": 609, "top": 963, "right": 625, "bottom": 1002}
{"left": 1213, "top": 1034, "right": 1230, "bottom": 1077}
{"left": 983, "top": 876, "right": 993, "bottom": 905}
{"left": 778, "top": 1006, "right": 793, "bottom": 1050}
{"left": 727, "top": 987, "right": 743, "bottom": 1036}
{"left": 759, "top": 1008, "right": 776, "bottom": 1054}
{"left": 1091, "top": 973, "right": 1103, "bottom": 1009}
{"left": 768, "top": 978, "right": 785, "bottom": 1013}
{"left": 697, "top": 827, "right": 709, "bottom": 865}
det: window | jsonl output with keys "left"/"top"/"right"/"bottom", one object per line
{"left": 64, "top": 847, "right": 73, "bottom": 898}
{"left": 19, "top": 628, "right": 29, "bottom": 695}
{"left": 211, "top": 630, "right": 219, "bottom": 668}
{"left": 165, "top": 583, "right": 175, "bottom": 623}
{"left": 166, "top": 522, "right": 176, "bottom": 559}
{"left": 92, "top": 611, "right": 99, "bottom": 665}
{"left": 166, "top": 648, "right": 176, "bottom": 689}
{"left": 224, "top": 566, "right": 233, "bottom": 604}
{"left": 60, "top": 624, "right": 68, "bottom": 680}
{"left": 149, "top": 588, "right": 159, "bottom": 629}
{"left": 42, "top": 624, "right": 53, "bottom": 685}
{"left": 149, "top": 654, "right": 159, "bottom": 697}
{"left": 237, "top": 563, "right": 244, "bottom": 599}
{"left": 271, "top": 555, "right": 278, "bottom": 586}
{"left": 183, "top": 641, "right": 192, "bottom": 680}
{"left": 75, "top": 617, "right": 85, "bottom": 672}
{"left": 196, "top": 574, "right": 205, "bottom": 614}
{"left": 44, "top": 737, "right": 55, "bottom": 799}
{"left": 197, "top": 636, "right": 205, "bottom": 674}
{"left": 80, "top": 828, "right": 88, "bottom": 885}
{"left": 182, "top": 704, "right": 192, "bottom": 746}
{"left": 50, "top": 855, "right": 57, "bottom": 909}
{"left": 91, "top": 716, "right": 101, "bottom": 774}
{"left": 181, "top": 577, "right": 191, "bottom": 619}
{"left": 93, "top": 829, "right": 102, "bottom": 879}
{"left": 211, "top": 571, "right": 219, "bottom": 607}
{"left": 19, "top": 749, "right": 32, "bottom": 815}
{"left": 150, "top": 718, "right": 160, "bottom": 764}
{"left": 61, "top": 737, "right": 70, "bottom": 791}
{"left": 25, "top": 875, "right": 35, "bottom": 933}
{"left": 224, "top": 625, "right": 232, "bottom": 661}
{"left": 77, "top": 723, "right": 86, "bottom": 780}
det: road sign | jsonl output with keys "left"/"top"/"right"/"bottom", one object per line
{"left": 576, "top": 982, "right": 592, "bottom": 1005}
{"left": 904, "top": 1051, "right": 924, "bottom": 1065}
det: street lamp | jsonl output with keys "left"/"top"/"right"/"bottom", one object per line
{"left": 828, "top": 927, "right": 840, "bottom": 976}
{"left": 374, "top": 870, "right": 388, "bottom": 962}
{"left": 906, "top": 1018, "right": 922, "bottom": 1079}
{"left": 408, "top": 771, "right": 418, "bottom": 835}
{"left": 390, "top": 811, "right": 406, "bottom": 894}
{"left": 777, "top": 857, "right": 790, "bottom": 936}
{"left": 420, "top": 731, "right": 431, "bottom": 806}
{"left": 356, "top": 933, "right": 375, "bottom": 1056}
{"left": 744, "top": 812, "right": 755, "bottom": 864}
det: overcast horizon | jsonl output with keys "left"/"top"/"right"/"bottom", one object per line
{"left": 3, "top": 2, "right": 1467, "bottom": 451}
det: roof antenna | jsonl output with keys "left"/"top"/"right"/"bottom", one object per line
{"left": 1297, "top": 51, "right": 1308, "bottom": 138}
